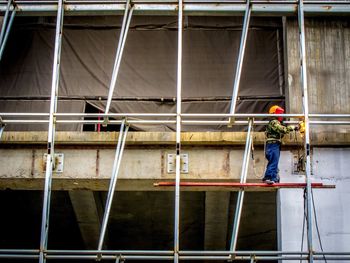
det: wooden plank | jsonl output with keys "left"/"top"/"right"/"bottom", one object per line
{"left": 154, "top": 181, "right": 335, "bottom": 189}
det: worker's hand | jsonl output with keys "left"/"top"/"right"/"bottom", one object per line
{"left": 294, "top": 125, "right": 300, "bottom": 131}
{"left": 287, "top": 126, "right": 295, "bottom": 132}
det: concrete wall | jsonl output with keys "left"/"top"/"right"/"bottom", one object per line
{"left": 279, "top": 148, "right": 350, "bottom": 261}
{"left": 281, "top": 17, "right": 350, "bottom": 261}
{"left": 287, "top": 17, "right": 350, "bottom": 134}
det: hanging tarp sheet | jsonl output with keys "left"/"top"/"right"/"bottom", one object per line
{"left": 0, "top": 16, "right": 283, "bottom": 131}
{"left": 0, "top": 100, "right": 85, "bottom": 131}
{"left": 88, "top": 99, "right": 284, "bottom": 131}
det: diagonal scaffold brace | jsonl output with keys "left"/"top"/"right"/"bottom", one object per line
{"left": 0, "top": 0, "right": 16, "bottom": 61}
{"left": 104, "top": 0, "right": 134, "bottom": 125}
{"left": 229, "top": 119, "right": 254, "bottom": 256}
{"left": 97, "top": 119, "right": 129, "bottom": 257}
{"left": 0, "top": 117, "right": 5, "bottom": 140}
{"left": 228, "top": 0, "right": 251, "bottom": 126}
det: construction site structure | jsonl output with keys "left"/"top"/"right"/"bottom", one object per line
{"left": 0, "top": 0, "right": 350, "bottom": 262}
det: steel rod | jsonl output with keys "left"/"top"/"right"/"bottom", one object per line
{"left": 174, "top": 0, "right": 183, "bottom": 262}
{"left": 47, "top": 250, "right": 174, "bottom": 255}
{"left": 298, "top": 1, "right": 313, "bottom": 262}
{"left": 45, "top": 255, "right": 174, "bottom": 260}
{"left": 0, "top": 8, "right": 15, "bottom": 60}
{"left": 0, "top": 125, "right": 4, "bottom": 140}
{"left": 1, "top": 2, "right": 350, "bottom": 15}
{"left": 38, "top": 0, "right": 64, "bottom": 262}
{"left": 180, "top": 250, "right": 310, "bottom": 255}
{"left": 105, "top": 1, "right": 133, "bottom": 114}
{"left": 1, "top": 251, "right": 350, "bottom": 261}
{"left": 97, "top": 119, "right": 126, "bottom": 251}
{"left": 0, "top": 254, "right": 40, "bottom": 259}
{"left": 230, "top": 119, "right": 253, "bottom": 251}
{"left": 0, "top": 0, "right": 11, "bottom": 45}
{"left": 2, "top": 119, "right": 350, "bottom": 125}
{"left": 2, "top": 112, "right": 350, "bottom": 119}
{"left": 97, "top": 120, "right": 129, "bottom": 250}
{"left": 0, "top": 249, "right": 39, "bottom": 253}
{"left": 229, "top": 0, "right": 251, "bottom": 119}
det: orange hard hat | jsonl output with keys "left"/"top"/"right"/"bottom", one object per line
{"left": 269, "top": 105, "right": 284, "bottom": 114}
{"left": 269, "top": 105, "right": 284, "bottom": 121}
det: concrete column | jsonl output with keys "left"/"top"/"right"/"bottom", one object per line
{"left": 69, "top": 190, "right": 101, "bottom": 249}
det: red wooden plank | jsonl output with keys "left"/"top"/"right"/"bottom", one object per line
{"left": 154, "top": 182, "right": 335, "bottom": 189}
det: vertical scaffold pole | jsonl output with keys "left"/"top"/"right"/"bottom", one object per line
{"left": 298, "top": 0, "right": 313, "bottom": 262}
{"left": 229, "top": 119, "right": 253, "bottom": 251}
{"left": 39, "top": 0, "right": 64, "bottom": 262}
{"left": 97, "top": 120, "right": 129, "bottom": 251}
{"left": 228, "top": 0, "right": 251, "bottom": 124}
{"left": 105, "top": 0, "right": 133, "bottom": 115}
{"left": 174, "top": 0, "right": 183, "bottom": 261}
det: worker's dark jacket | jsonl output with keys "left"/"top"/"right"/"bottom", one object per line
{"left": 265, "top": 119, "right": 293, "bottom": 143}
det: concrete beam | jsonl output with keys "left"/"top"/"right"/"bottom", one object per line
{"left": 1, "top": 131, "right": 350, "bottom": 146}
{"left": 0, "top": 146, "right": 268, "bottom": 190}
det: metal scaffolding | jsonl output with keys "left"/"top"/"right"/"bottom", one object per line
{"left": 0, "top": 0, "right": 350, "bottom": 262}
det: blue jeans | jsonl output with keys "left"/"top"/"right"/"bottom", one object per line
{"left": 264, "top": 142, "right": 280, "bottom": 182}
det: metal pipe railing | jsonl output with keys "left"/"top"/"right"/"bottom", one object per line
{"left": 2, "top": 112, "right": 350, "bottom": 118}
{"left": 2, "top": 251, "right": 350, "bottom": 261}
{"left": 1, "top": 1, "right": 350, "bottom": 15}
{"left": 2, "top": 119, "right": 350, "bottom": 125}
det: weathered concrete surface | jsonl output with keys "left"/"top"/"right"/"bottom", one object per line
{"left": 283, "top": 17, "right": 350, "bottom": 260}
{"left": 1, "top": 131, "right": 350, "bottom": 146}
{"left": 280, "top": 148, "right": 350, "bottom": 258}
{"left": 0, "top": 146, "right": 268, "bottom": 190}
{"left": 287, "top": 18, "right": 350, "bottom": 134}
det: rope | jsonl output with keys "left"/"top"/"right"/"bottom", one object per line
{"left": 300, "top": 189, "right": 307, "bottom": 263}
{"left": 311, "top": 188, "right": 328, "bottom": 263}
{"left": 301, "top": 188, "right": 327, "bottom": 263}
{"left": 251, "top": 120, "right": 264, "bottom": 179}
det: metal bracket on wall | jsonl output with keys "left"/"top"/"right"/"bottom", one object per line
{"left": 167, "top": 153, "right": 188, "bottom": 174}
{"left": 292, "top": 153, "right": 305, "bottom": 174}
{"left": 43, "top": 153, "right": 64, "bottom": 173}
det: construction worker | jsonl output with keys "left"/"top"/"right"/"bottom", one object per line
{"left": 262, "top": 105, "right": 298, "bottom": 184}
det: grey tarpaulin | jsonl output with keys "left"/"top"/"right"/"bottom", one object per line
{"left": 88, "top": 99, "right": 284, "bottom": 131}
{"left": 0, "top": 16, "right": 284, "bottom": 131}
{"left": 0, "top": 100, "right": 85, "bottom": 131}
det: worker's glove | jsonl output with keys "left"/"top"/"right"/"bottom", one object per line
{"left": 287, "top": 126, "right": 295, "bottom": 132}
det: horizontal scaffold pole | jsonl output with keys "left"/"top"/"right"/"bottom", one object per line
{"left": 1, "top": 2, "right": 350, "bottom": 16}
